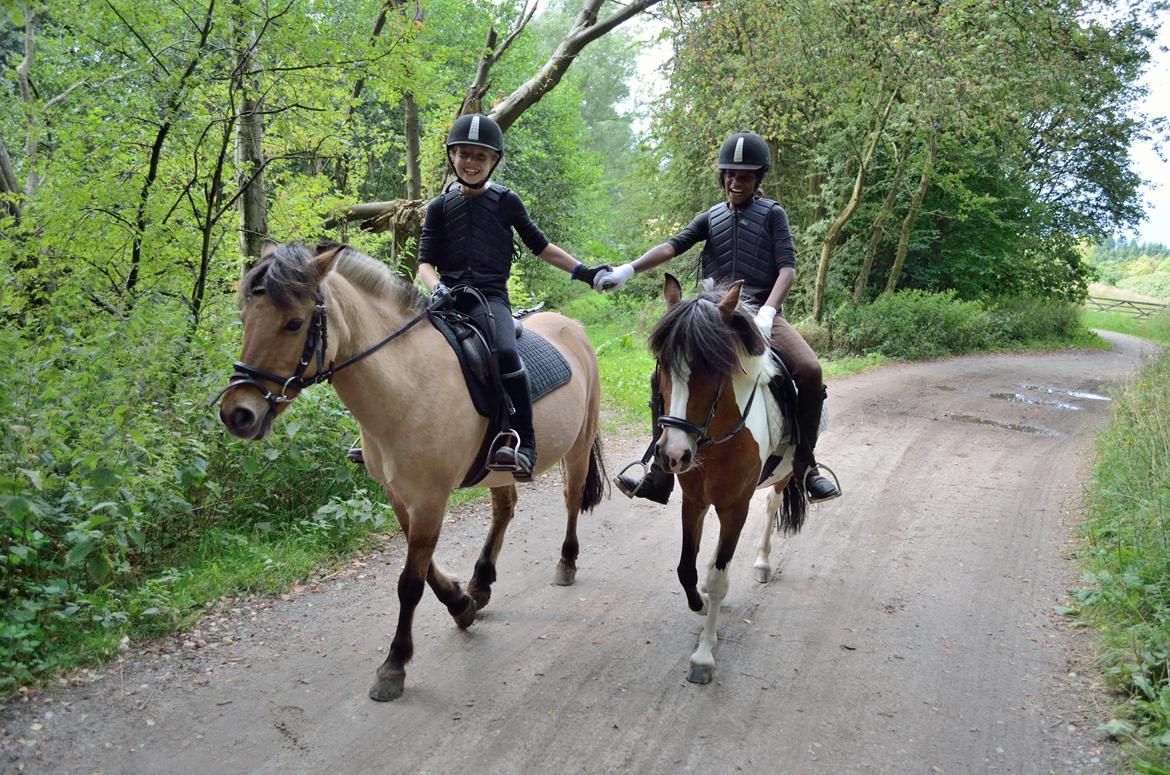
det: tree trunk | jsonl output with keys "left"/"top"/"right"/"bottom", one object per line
{"left": 813, "top": 90, "right": 897, "bottom": 321}
{"left": 233, "top": 5, "right": 269, "bottom": 264}
{"left": 885, "top": 129, "right": 936, "bottom": 294}
{"left": 853, "top": 141, "right": 909, "bottom": 303}
{"left": 0, "top": 142, "right": 21, "bottom": 224}
{"left": 404, "top": 93, "right": 421, "bottom": 199}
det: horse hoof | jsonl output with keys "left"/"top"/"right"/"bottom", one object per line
{"left": 468, "top": 582, "right": 491, "bottom": 610}
{"left": 553, "top": 561, "right": 576, "bottom": 586}
{"left": 368, "top": 669, "right": 405, "bottom": 702}
{"left": 753, "top": 565, "right": 770, "bottom": 584}
{"left": 687, "top": 662, "right": 714, "bottom": 685}
{"left": 453, "top": 597, "right": 477, "bottom": 630}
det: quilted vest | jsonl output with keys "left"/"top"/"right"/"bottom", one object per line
{"left": 700, "top": 197, "right": 780, "bottom": 305}
{"left": 437, "top": 183, "right": 515, "bottom": 295}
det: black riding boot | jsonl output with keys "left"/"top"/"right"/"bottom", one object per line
{"left": 796, "top": 386, "right": 840, "bottom": 503}
{"left": 494, "top": 369, "right": 536, "bottom": 482}
{"left": 614, "top": 375, "right": 675, "bottom": 505}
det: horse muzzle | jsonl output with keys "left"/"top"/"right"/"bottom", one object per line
{"left": 217, "top": 386, "right": 279, "bottom": 440}
{"left": 655, "top": 433, "right": 696, "bottom": 474}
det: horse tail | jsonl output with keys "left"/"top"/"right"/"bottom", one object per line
{"left": 778, "top": 475, "right": 807, "bottom": 535}
{"left": 580, "top": 435, "right": 608, "bottom": 513}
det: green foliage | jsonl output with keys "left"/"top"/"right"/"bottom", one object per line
{"left": 1073, "top": 349, "right": 1170, "bottom": 769}
{"left": 827, "top": 290, "right": 996, "bottom": 359}
{"left": 1119, "top": 273, "right": 1170, "bottom": 301}
{"left": 827, "top": 290, "right": 1086, "bottom": 359}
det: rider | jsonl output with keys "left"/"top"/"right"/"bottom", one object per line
{"left": 595, "top": 130, "right": 841, "bottom": 504}
{"left": 409, "top": 113, "right": 607, "bottom": 481}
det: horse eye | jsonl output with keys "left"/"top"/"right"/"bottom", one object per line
{"left": 285, "top": 319, "right": 303, "bottom": 332}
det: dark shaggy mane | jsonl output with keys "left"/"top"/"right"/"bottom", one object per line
{"left": 239, "top": 241, "right": 425, "bottom": 313}
{"left": 648, "top": 284, "right": 767, "bottom": 379}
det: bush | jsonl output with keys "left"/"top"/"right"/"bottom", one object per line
{"left": 0, "top": 297, "right": 371, "bottom": 692}
{"left": 986, "top": 295, "right": 1083, "bottom": 343}
{"left": 1118, "top": 272, "right": 1170, "bottom": 301}
{"left": 827, "top": 289, "right": 996, "bottom": 359}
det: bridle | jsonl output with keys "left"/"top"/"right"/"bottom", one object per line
{"left": 657, "top": 367, "right": 760, "bottom": 449}
{"left": 212, "top": 287, "right": 428, "bottom": 413}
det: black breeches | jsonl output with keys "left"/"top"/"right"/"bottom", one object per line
{"left": 460, "top": 295, "right": 520, "bottom": 374}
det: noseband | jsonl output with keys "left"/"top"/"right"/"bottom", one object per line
{"left": 212, "top": 289, "right": 428, "bottom": 413}
{"left": 657, "top": 368, "right": 759, "bottom": 449}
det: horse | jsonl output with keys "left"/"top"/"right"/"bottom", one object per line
{"left": 216, "top": 241, "right": 606, "bottom": 702}
{"left": 648, "top": 273, "right": 807, "bottom": 684}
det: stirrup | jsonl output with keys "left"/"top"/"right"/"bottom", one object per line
{"left": 486, "top": 430, "right": 534, "bottom": 480}
{"left": 802, "top": 462, "right": 842, "bottom": 503}
{"left": 347, "top": 438, "right": 364, "bottom": 465}
{"left": 486, "top": 430, "right": 522, "bottom": 471}
{"left": 614, "top": 460, "right": 649, "bottom": 498}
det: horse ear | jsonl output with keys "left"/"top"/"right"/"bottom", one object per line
{"left": 312, "top": 244, "right": 345, "bottom": 279}
{"left": 717, "top": 280, "right": 744, "bottom": 321}
{"left": 260, "top": 240, "right": 279, "bottom": 261}
{"left": 664, "top": 273, "right": 683, "bottom": 307}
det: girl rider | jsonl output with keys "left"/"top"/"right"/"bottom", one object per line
{"left": 415, "top": 113, "right": 608, "bottom": 481}
{"left": 595, "top": 131, "right": 841, "bottom": 504}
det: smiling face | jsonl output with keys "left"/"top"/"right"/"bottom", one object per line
{"left": 449, "top": 144, "right": 498, "bottom": 188}
{"left": 721, "top": 169, "right": 759, "bottom": 207}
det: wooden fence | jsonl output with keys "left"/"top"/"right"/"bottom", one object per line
{"left": 1085, "top": 296, "right": 1169, "bottom": 319}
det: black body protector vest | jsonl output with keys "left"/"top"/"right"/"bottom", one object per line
{"left": 700, "top": 197, "right": 780, "bottom": 307}
{"left": 438, "top": 183, "right": 515, "bottom": 296}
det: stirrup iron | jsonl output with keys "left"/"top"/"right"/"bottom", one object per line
{"left": 614, "top": 460, "right": 650, "bottom": 498}
{"left": 802, "top": 462, "right": 842, "bottom": 503}
{"left": 486, "top": 430, "right": 527, "bottom": 474}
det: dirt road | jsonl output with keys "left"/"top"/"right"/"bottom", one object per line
{"left": 2, "top": 332, "right": 1160, "bottom": 775}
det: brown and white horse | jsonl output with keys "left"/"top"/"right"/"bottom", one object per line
{"left": 649, "top": 274, "right": 806, "bottom": 684}
{"left": 217, "top": 242, "right": 605, "bottom": 702}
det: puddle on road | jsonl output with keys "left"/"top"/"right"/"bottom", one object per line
{"left": 947, "top": 414, "right": 1062, "bottom": 436}
{"left": 989, "top": 392, "right": 1081, "bottom": 410}
{"left": 1021, "top": 384, "right": 1112, "bottom": 402}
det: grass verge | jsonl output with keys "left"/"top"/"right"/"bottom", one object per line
{"left": 1071, "top": 348, "right": 1170, "bottom": 771}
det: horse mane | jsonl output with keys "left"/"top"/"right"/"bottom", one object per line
{"left": 648, "top": 284, "right": 770, "bottom": 380}
{"left": 238, "top": 241, "right": 426, "bottom": 312}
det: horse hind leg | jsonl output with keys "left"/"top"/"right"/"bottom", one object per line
{"left": 554, "top": 442, "right": 596, "bottom": 586}
{"left": 753, "top": 483, "right": 785, "bottom": 584}
{"left": 467, "top": 485, "right": 517, "bottom": 610}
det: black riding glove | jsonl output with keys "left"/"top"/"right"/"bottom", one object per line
{"left": 428, "top": 283, "right": 454, "bottom": 310}
{"left": 572, "top": 263, "right": 612, "bottom": 287}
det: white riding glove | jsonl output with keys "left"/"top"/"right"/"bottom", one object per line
{"left": 754, "top": 305, "right": 777, "bottom": 337}
{"left": 595, "top": 263, "right": 635, "bottom": 292}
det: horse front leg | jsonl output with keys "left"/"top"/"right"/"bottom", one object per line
{"left": 688, "top": 499, "right": 750, "bottom": 685}
{"left": 369, "top": 537, "right": 429, "bottom": 702}
{"left": 753, "top": 483, "right": 785, "bottom": 584}
{"left": 467, "top": 485, "right": 517, "bottom": 610}
{"left": 677, "top": 493, "right": 709, "bottom": 614}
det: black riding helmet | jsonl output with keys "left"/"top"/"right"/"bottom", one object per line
{"left": 717, "top": 131, "right": 770, "bottom": 177}
{"left": 446, "top": 113, "right": 504, "bottom": 190}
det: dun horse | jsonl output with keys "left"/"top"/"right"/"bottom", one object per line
{"left": 217, "top": 242, "right": 605, "bottom": 702}
{"left": 649, "top": 274, "right": 808, "bottom": 684}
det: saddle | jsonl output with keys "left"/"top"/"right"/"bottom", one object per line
{"left": 429, "top": 299, "right": 571, "bottom": 488}
{"left": 757, "top": 351, "right": 800, "bottom": 485}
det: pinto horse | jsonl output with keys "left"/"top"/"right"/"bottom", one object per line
{"left": 216, "top": 242, "right": 605, "bottom": 702}
{"left": 650, "top": 274, "right": 807, "bottom": 684}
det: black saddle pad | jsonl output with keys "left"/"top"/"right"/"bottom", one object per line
{"left": 429, "top": 313, "right": 572, "bottom": 417}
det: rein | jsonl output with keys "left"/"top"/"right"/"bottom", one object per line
{"left": 212, "top": 288, "right": 428, "bottom": 412}
{"left": 657, "top": 371, "right": 760, "bottom": 449}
